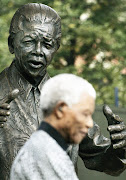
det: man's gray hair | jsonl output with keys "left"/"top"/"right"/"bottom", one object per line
{"left": 40, "top": 73, "right": 96, "bottom": 117}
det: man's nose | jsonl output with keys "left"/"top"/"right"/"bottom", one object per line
{"left": 87, "top": 116, "right": 93, "bottom": 129}
{"left": 35, "top": 42, "right": 43, "bottom": 55}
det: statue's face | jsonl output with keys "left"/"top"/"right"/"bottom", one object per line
{"left": 13, "top": 20, "right": 58, "bottom": 78}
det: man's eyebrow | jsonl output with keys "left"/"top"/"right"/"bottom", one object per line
{"left": 22, "top": 36, "right": 34, "bottom": 41}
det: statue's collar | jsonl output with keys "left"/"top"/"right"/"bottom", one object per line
{"left": 6, "top": 61, "right": 50, "bottom": 100}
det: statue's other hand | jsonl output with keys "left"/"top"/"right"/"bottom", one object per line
{"left": 103, "top": 104, "right": 126, "bottom": 149}
{"left": 0, "top": 89, "right": 19, "bottom": 128}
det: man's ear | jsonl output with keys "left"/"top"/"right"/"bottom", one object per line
{"left": 54, "top": 101, "right": 68, "bottom": 119}
{"left": 8, "top": 35, "right": 14, "bottom": 54}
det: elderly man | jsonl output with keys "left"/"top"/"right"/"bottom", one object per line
{"left": 0, "top": 3, "right": 126, "bottom": 180}
{"left": 10, "top": 74, "right": 95, "bottom": 180}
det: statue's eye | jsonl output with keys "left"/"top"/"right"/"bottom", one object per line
{"left": 23, "top": 40, "right": 33, "bottom": 47}
{"left": 44, "top": 42, "right": 52, "bottom": 49}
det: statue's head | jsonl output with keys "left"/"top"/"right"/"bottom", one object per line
{"left": 8, "top": 3, "right": 61, "bottom": 78}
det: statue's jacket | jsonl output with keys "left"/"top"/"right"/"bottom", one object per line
{"left": 0, "top": 61, "right": 126, "bottom": 180}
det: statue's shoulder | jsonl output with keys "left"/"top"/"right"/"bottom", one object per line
{"left": 0, "top": 67, "right": 10, "bottom": 99}
{"left": 0, "top": 67, "right": 9, "bottom": 85}
{"left": 0, "top": 68, "right": 6, "bottom": 80}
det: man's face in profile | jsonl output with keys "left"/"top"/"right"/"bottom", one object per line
{"left": 13, "top": 20, "right": 58, "bottom": 78}
{"left": 61, "top": 93, "right": 95, "bottom": 144}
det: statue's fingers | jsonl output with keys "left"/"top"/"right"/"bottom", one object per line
{"left": 0, "top": 116, "right": 7, "bottom": 122}
{"left": 0, "top": 103, "right": 10, "bottom": 109}
{"left": 0, "top": 109, "right": 10, "bottom": 116}
{"left": 113, "top": 140, "right": 126, "bottom": 149}
{"left": 108, "top": 123, "right": 126, "bottom": 132}
{"left": 2, "top": 89, "right": 19, "bottom": 104}
{"left": 103, "top": 105, "right": 123, "bottom": 125}
{"left": 111, "top": 131, "right": 126, "bottom": 140}
{"left": 0, "top": 123, "right": 4, "bottom": 128}
{"left": 114, "top": 114, "right": 123, "bottom": 122}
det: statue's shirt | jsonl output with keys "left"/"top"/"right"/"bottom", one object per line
{"left": 0, "top": 61, "right": 49, "bottom": 179}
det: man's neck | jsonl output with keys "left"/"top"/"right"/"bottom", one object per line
{"left": 45, "top": 116, "right": 68, "bottom": 143}
{"left": 38, "top": 121, "right": 69, "bottom": 151}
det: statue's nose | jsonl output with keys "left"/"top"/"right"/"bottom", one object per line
{"left": 35, "top": 41, "right": 43, "bottom": 55}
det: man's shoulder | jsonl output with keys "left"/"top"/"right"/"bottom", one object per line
{"left": 19, "top": 130, "right": 66, "bottom": 158}
{"left": 31, "top": 130, "right": 74, "bottom": 166}
{"left": 11, "top": 130, "right": 78, "bottom": 180}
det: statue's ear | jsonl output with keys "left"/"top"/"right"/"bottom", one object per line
{"left": 8, "top": 35, "right": 14, "bottom": 54}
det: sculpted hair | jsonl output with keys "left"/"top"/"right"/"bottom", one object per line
{"left": 8, "top": 3, "right": 61, "bottom": 53}
{"left": 40, "top": 73, "right": 96, "bottom": 117}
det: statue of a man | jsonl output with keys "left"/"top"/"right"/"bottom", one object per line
{"left": 0, "top": 3, "right": 126, "bottom": 180}
{"left": 0, "top": 3, "right": 61, "bottom": 179}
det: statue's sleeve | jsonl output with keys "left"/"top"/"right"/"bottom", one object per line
{"left": 79, "top": 122, "right": 126, "bottom": 176}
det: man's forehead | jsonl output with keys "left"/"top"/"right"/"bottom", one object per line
{"left": 22, "top": 20, "right": 56, "bottom": 38}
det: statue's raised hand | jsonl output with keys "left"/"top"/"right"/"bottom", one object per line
{"left": 103, "top": 105, "right": 126, "bottom": 149}
{"left": 0, "top": 89, "right": 19, "bottom": 128}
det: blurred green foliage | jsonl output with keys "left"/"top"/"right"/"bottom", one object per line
{"left": 1, "top": 0, "right": 126, "bottom": 106}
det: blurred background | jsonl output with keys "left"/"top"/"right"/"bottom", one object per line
{"left": 1, "top": 0, "right": 126, "bottom": 106}
{"left": 0, "top": 0, "right": 126, "bottom": 179}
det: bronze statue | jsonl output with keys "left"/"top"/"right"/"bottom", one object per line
{"left": 0, "top": 3, "right": 126, "bottom": 180}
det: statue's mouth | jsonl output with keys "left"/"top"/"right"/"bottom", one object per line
{"left": 28, "top": 60, "right": 44, "bottom": 69}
